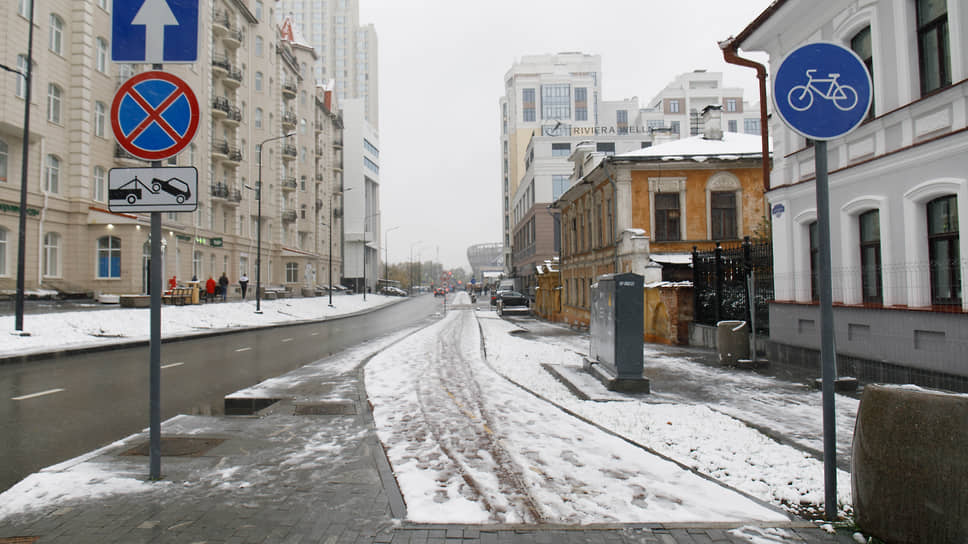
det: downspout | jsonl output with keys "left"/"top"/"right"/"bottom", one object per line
{"left": 720, "top": 38, "right": 771, "bottom": 193}
{"left": 604, "top": 160, "right": 619, "bottom": 274}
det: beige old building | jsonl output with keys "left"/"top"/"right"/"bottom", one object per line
{"left": 0, "top": 0, "right": 344, "bottom": 298}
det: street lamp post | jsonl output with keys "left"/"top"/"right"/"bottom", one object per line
{"left": 409, "top": 241, "right": 423, "bottom": 295}
{"left": 254, "top": 133, "right": 294, "bottom": 314}
{"left": 384, "top": 226, "right": 400, "bottom": 292}
{"left": 328, "top": 187, "right": 350, "bottom": 307}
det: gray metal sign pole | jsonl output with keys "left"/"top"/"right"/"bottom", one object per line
{"left": 814, "top": 140, "right": 837, "bottom": 520}
{"left": 149, "top": 63, "right": 163, "bottom": 481}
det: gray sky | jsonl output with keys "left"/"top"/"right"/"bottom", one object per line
{"left": 358, "top": 0, "right": 773, "bottom": 271}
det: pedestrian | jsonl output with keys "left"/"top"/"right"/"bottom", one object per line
{"left": 218, "top": 272, "right": 229, "bottom": 302}
{"left": 168, "top": 276, "right": 177, "bottom": 291}
{"left": 205, "top": 276, "right": 216, "bottom": 303}
{"left": 239, "top": 273, "right": 249, "bottom": 300}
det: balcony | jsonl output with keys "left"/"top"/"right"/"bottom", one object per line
{"left": 212, "top": 139, "right": 230, "bottom": 159}
{"left": 223, "top": 106, "right": 243, "bottom": 127}
{"left": 212, "top": 96, "right": 231, "bottom": 118}
{"left": 211, "top": 54, "right": 230, "bottom": 77}
{"left": 224, "top": 67, "right": 243, "bottom": 89}
{"left": 281, "top": 210, "right": 297, "bottom": 222}
{"left": 281, "top": 178, "right": 298, "bottom": 191}
{"left": 281, "top": 81, "right": 297, "bottom": 99}
{"left": 281, "top": 110, "right": 297, "bottom": 129}
{"left": 226, "top": 145, "right": 243, "bottom": 163}
{"left": 315, "top": 173, "right": 325, "bottom": 182}
{"left": 211, "top": 183, "right": 230, "bottom": 199}
{"left": 314, "top": 120, "right": 324, "bottom": 133}
{"left": 281, "top": 144, "right": 297, "bottom": 159}
{"left": 223, "top": 28, "right": 243, "bottom": 49}
{"left": 212, "top": 10, "right": 230, "bottom": 35}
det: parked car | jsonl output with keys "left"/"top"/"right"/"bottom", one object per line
{"left": 434, "top": 288, "right": 446, "bottom": 297}
{"left": 380, "top": 286, "right": 408, "bottom": 297}
{"left": 490, "top": 290, "right": 509, "bottom": 306}
{"left": 496, "top": 290, "right": 529, "bottom": 316}
{"left": 151, "top": 177, "right": 192, "bottom": 204}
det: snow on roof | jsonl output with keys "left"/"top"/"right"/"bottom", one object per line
{"left": 617, "top": 132, "right": 770, "bottom": 161}
{"left": 650, "top": 253, "right": 693, "bottom": 265}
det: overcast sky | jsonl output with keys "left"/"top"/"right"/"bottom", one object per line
{"left": 358, "top": 0, "right": 774, "bottom": 271}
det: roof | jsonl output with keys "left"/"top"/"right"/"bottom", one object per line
{"left": 728, "top": 0, "right": 790, "bottom": 50}
{"left": 615, "top": 132, "right": 770, "bottom": 162}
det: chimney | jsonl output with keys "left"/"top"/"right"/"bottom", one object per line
{"left": 702, "top": 104, "right": 723, "bottom": 141}
{"left": 650, "top": 126, "right": 676, "bottom": 145}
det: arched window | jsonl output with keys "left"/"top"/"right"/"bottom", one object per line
{"left": 47, "top": 83, "right": 62, "bottom": 123}
{"left": 92, "top": 165, "right": 106, "bottom": 202}
{"left": 15, "top": 55, "right": 28, "bottom": 98}
{"left": 97, "top": 236, "right": 121, "bottom": 278}
{"left": 96, "top": 37, "right": 108, "bottom": 73}
{"left": 927, "top": 195, "right": 960, "bottom": 305}
{"left": 859, "top": 210, "right": 882, "bottom": 303}
{"left": 255, "top": 35, "right": 263, "bottom": 57}
{"left": 254, "top": 107, "right": 263, "bottom": 129}
{"left": 49, "top": 14, "right": 64, "bottom": 55}
{"left": 93, "top": 101, "right": 106, "bottom": 137}
{"left": 45, "top": 154, "right": 60, "bottom": 193}
{"left": 43, "top": 232, "right": 60, "bottom": 277}
{"left": 0, "top": 140, "right": 7, "bottom": 183}
{"left": 254, "top": 71, "right": 263, "bottom": 91}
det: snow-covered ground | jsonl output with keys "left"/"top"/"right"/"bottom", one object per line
{"left": 0, "top": 290, "right": 857, "bottom": 523}
{"left": 0, "top": 293, "right": 399, "bottom": 358}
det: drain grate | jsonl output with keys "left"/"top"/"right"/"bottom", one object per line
{"left": 120, "top": 437, "right": 225, "bottom": 457}
{"left": 293, "top": 402, "right": 357, "bottom": 416}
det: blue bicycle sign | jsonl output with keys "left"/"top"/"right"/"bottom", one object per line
{"left": 787, "top": 69, "right": 858, "bottom": 112}
{"left": 774, "top": 42, "right": 872, "bottom": 140}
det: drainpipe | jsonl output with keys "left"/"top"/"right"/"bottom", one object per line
{"left": 603, "top": 161, "right": 619, "bottom": 274}
{"left": 720, "top": 38, "right": 771, "bottom": 193}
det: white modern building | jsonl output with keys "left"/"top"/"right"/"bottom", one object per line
{"left": 732, "top": 0, "right": 968, "bottom": 391}
{"left": 340, "top": 98, "right": 380, "bottom": 294}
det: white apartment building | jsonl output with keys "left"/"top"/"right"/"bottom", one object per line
{"left": 641, "top": 70, "right": 762, "bottom": 138}
{"left": 734, "top": 0, "right": 968, "bottom": 391}
{"left": 340, "top": 98, "right": 380, "bottom": 294}
{"left": 0, "top": 0, "right": 344, "bottom": 299}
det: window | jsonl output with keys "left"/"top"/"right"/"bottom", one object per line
{"left": 596, "top": 142, "right": 615, "bottom": 155}
{"left": 522, "top": 88, "right": 535, "bottom": 122}
{"left": 15, "top": 55, "right": 28, "bottom": 98}
{"left": 616, "top": 110, "right": 628, "bottom": 132}
{"left": 43, "top": 232, "right": 60, "bottom": 277}
{"left": 44, "top": 155, "right": 59, "bottom": 193}
{"left": 725, "top": 98, "right": 737, "bottom": 112}
{"left": 18, "top": 0, "right": 31, "bottom": 18}
{"left": 859, "top": 210, "right": 882, "bottom": 304}
{"left": 97, "top": 236, "right": 121, "bottom": 278}
{"left": 255, "top": 35, "right": 264, "bottom": 57}
{"left": 93, "top": 101, "right": 106, "bottom": 137}
{"left": 669, "top": 99, "right": 680, "bottom": 113}
{"left": 47, "top": 84, "right": 62, "bottom": 124}
{"left": 809, "top": 221, "right": 819, "bottom": 301}
{"left": 98, "top": 0, "right": 109, "bottom": 11}
{"left": 541, "top": 84, "right": 571, "bottom": 120}
{"left": 744, "top": 118, "right": 760, "bottom": 135}
{"left": 0, "top": 140, "right": 7, "bottom": 182}
{"left": 574, "top": 87, "right": 587, "bottom": 121}
{"left": 551, "top": 143, "right": 571, "bottom": 157}
{"left": 654, "top": 193, "right": 680, "bottom": 241}
{"left": 552, "top": 175, "right": 569, "bottom": 201}
{"left": 927, "top": 195, "right": 960, "bottom": 305}
{"left": 670, "top": 121, "right": 680, "bottom": 134}
{"left": 851, "top": 26, "right": 874, "bottom": 119}
{"left": 0, "top": 228, "right": 6, "bottom": 275}
{"left": 647, "top": 120, "right": 664, "bottom": 131}
{"left": 727, "top": 120, "right": 738, "bottom": 132}
{"left": 254, "top": 108, "right": 263, "bottom": 129}
{"left": 92, "top": 166, "right": 106, "bottom": 201}
{"left": 710, "top": 192, "right": 737, "bottom": 240}
{"left": 49, "top": 14, "right": 63, "bottom": 55}
{"left": 916, "top": 0, "right": 950, "bottom": 95}
{"left": 255, "top": 0, "right": 263, "bottom": 20}
{"left": 255, "top": 71, "right": 263, "bottom": 91}
{"left": 286, "top": 262, "right": 298, "bottom": 283}
{"left": 96, "top": 38, "right": 108, "bottom": 73}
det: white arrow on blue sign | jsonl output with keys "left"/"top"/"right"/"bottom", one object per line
{"left": 112, "top": 0, "right": 199, "bottom": 64}
{"left": 773, "top": 42, "right": 872, "bottom": 141}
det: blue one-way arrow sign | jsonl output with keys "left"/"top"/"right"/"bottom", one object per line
{"left": 112, "top": 0, "right": 199, "bottom": 64}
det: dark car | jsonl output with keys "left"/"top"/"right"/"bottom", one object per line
{"left": 151, "top": 177, "right": 192, "bottom": 204}
{"left": 490, "top": 289, "right": 509, "bottom": 306}
{"left": 496, "top": 290, "right": 529, "bottom": 316}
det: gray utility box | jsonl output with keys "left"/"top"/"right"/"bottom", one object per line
{"left": 588, "top": 273, "right": 648, "bottom": 392}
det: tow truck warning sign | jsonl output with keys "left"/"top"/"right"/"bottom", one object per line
{"left": 108, "top": 167, "right": 198, "bottom": 213}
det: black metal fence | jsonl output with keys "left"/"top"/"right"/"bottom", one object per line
{"left": 692, "top": 237, "right": 773, "bottom": 334}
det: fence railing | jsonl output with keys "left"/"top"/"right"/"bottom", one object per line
{"left": 692, "top": 237, "right": 773, "bottom": 334}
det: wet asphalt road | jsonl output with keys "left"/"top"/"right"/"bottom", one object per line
{"left": 0, "top": 295, "right": 442, "bottom": 493}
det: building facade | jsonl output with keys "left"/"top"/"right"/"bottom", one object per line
{"left": 0, "top": 0, "right": 344, "bottom": 299}
{"left": 734, "top": 0, "right": 968, "bottom": 390}
{"left": 554, "top": 108, "right": 768, "bottom": 326}
{"left": 340, "top": 97, "right": 380, "bottom": 294}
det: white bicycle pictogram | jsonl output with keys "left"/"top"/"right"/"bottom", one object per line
{"left": 787, "top": 69, "right": 859, "bottom": 112}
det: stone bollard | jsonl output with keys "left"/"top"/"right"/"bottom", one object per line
{"left": 852, "top": 384, "right": 968, "bottom": 543}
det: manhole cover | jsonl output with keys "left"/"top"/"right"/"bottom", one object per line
{"left": 293, "top": 402, "right": 356, "bottom": 416}
{"left": 120, "top": 437, "right": 225, "bottom": 457}
{"left": 0, "top": 538, "right": 40, "bottom": 544}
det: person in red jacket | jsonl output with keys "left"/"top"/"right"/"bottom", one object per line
{"left": 205, "top": 276, "right": 216, "bottom": 303}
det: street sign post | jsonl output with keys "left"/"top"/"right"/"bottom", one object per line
{"left": 108, "top": 167, "right": 198, "bottom": 213}
{"left": 774, "top": 41, "right": 872, "bottom": 522}
{"left": 112, "top": 0, "right": 199, "bottom": 64}
{"left": 111, "top": 71, "right": 199, "bottom": 161}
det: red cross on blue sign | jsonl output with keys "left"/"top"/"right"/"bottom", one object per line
{"left": 111, "top": 71, "right": 199, "bottom": 161}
